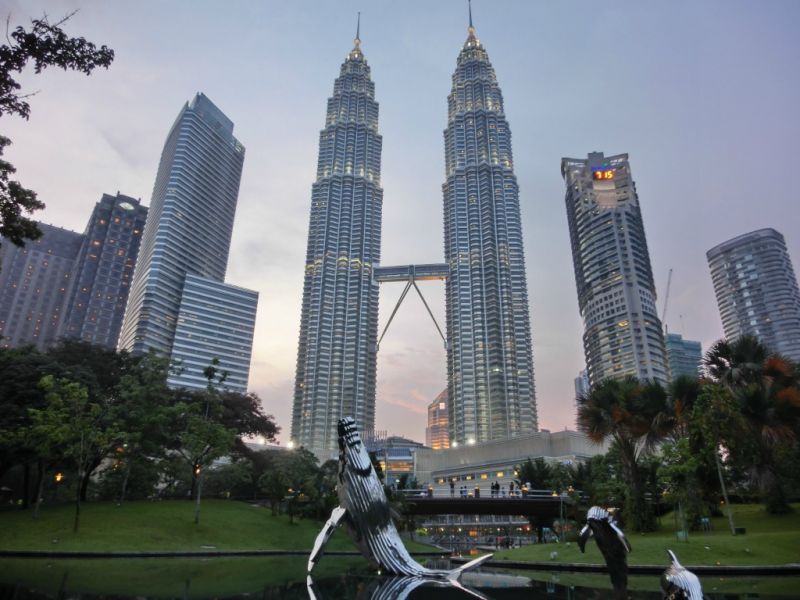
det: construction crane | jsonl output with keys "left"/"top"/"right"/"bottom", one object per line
{"left": 661, "top": 268, "right": 673, "bottom": 333}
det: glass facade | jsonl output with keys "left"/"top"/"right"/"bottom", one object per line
{"left": 291, "top": 35, "right": 383, "bottom": 453}
{"left": 426, "top": 388, "right": 450, "bottom": 450}
{"left": 0, "top": 224, "right": 83, "bottom": 350}
{"left": 442, "top": 23, "right": 537, "bottom": 445}
{"left": 562, "top": 152, "right": 669, "bottom": 387}
{"left": 118, "top": 93, "right": 245, "bottom": 357}
{"left": 60, "top": 193, "right": 147, "bottom": 349}
{"left": 167, "top": 274, "right": 258, "bottom": 394}
{"left": 664, "top": 333, "right": 702, "bottom": 379}
{"left": 707, "top": 228, "right": 800, "bottom": 362}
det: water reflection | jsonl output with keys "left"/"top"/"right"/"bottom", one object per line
{"left": 0, "top": 557, "right": 797, "bottom": 599}
{"left": 307, "top": 574, "right": 488, "bottom": 600}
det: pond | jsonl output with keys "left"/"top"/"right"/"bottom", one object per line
{"left": 0, "top": 557, "right": 798, "bottom": 599}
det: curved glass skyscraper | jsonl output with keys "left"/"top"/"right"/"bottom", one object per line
{"left": 707, "top": 228, "right": 800, "bottom": 362}
{"left": 442, "top": 18, "right": 537, "bottom": 445}
{"left": 291, "top": 30, "right": 383, "bottom": 454}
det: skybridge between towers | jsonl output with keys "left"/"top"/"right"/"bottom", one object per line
{"left": 373, "top": 263, "right": 449, "bottom": 351}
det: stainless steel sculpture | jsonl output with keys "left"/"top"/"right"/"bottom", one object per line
{"left": 661, "top": 550, "right": 704, "bottom": 599}
{"left": 578, "top": 506, "right": 631, "bottom": 599}
{"left": 308, "top": 417, "right": 492, "bottom": 578}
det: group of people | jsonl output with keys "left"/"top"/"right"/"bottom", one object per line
{"left": 447, "top": 480, "right": 531, "bottom": 498}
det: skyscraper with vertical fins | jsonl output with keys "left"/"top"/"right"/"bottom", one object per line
{"left": 442, "top": 9, "right": 538, "bottom": 445}
{"left": 292, "top": 23, "right": 383, "bottom": 454}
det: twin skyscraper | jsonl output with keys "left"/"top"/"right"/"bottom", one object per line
{"left": 291, "top": 15, "right": 538, "bottom": 455}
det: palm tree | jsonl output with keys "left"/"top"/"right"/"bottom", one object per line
{"left": 703, "top": 336, "right": 800, "bottom": 514}
{"left": 577, "top": 376, "right": 673, "bottom": 532}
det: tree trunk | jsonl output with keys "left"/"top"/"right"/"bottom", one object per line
{"left": 33, "top": 460, "right": 45, "bottom": 519}
{"left": 194, "top": 469, "right": 203, "bottom": 525}
{"left": 119, "top": 458, "right": 133, "bottom": 506}
{"left": 22, "top": 463, "right": 31, "bottom": 509}
{"left": 73, "top": 468, "right": 83, "bottom": 533}
{"left": 79, "top": 457, "right": 100, "bottom": 502}
{"left": 713, "top": 446, "right": 736, "bottom": 535}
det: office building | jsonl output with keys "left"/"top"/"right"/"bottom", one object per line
{"left": 442, "top": 12, "right": 537, "bottom": 446}
{"left": 426, "top": 388, "right": 450, "bottom": 450}
{"left": 118, "top": 93, "right": 257, "bottom": 391}
{"left": 562, "top": 152, "right": 669, "bottom": 387}
{"left": 372, "top": 435, "right": 425, "bottom": 487}
{"left": 119, "top": 93, "right": 246, "bottom": 357}
{"left": 707, "top": 228, "right": 800, "bottom": 361}
{"left": 291, "top": 27, "right": 383, "bottom": 454}
{"left": 415, "top": 430, "right": 609, "bottom": 494}
{"left": 167, "top": 274, "right": 258, "bottom": 393}
{"left": 60, "top": 193, "right": 147, "bottom": 349}
{"left": 0, "top": 224, "right": 83, "bottom": 350}
{"left": 664, "top": 333, "right": 702, "bottom": 379}
{"left": 574, "top": 370, "right": 590, "bottom": 399}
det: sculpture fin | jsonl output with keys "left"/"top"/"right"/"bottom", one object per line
{"left": 609, "top": 520, "right": 632, "bottom": 553}
{"left": 446, "top": 553, "right": 493, "bottom": 581}
{"left": 578, "top": 523, "right": 592, "bottom": 553}
{"left": 308, "top": 505, "right": 347, "bottom": 573}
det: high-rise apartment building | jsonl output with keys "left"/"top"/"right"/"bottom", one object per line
{"left": 426, "top": 388, "right": 450, "bottom": 450}
{"left": 291, "top": 29, "right": 383, "bottom": 454}
{"left": 0, "top": 224, "right": 83, "bottom": 350}
{"left": 707, "top": 228, "right": 800, "bottom": 361}
{"left": 664, "top": 333, "right": 702, "bottom": 379}
{"left": 60, "top": 193, "right": 147, "bottom": 349}
{"left": 167, "top": 274, "right": 258, "bottom": 393}
{"left": 562, "top": 152, "right": 669, "bottom": 387}
{"left": 118, "top": 93, "right": 257, "bottom": 390}
{"left": 442, "top": 15, "right": 537, "bottom": 446}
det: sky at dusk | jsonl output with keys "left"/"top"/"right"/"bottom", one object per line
{"left": 4, "top": 1, "right": 800, "bottom": 444}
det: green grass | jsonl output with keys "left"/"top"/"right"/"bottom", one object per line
{"left": 493, "top": 503, "right": 800, "bottom": 566}
{"left": 0, "top": 556, "right": 370, "bottom": 598}
{"left": 0, "top": 499, "right": 435, "bottom": 554}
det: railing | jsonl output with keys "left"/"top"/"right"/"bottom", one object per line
{"left": 396, "top": 488, "right": 574, "bottom": 500}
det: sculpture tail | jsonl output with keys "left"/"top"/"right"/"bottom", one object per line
{"left": 447, "top": 553, "right": 493, "bottom": 582}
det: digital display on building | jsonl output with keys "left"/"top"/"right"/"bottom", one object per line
{"left": 592, "top": 169, "right": 615, "bottom": 181}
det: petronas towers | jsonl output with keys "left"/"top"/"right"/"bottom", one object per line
{"left": 292, "top": 13, "right": 536, "bottom": 454}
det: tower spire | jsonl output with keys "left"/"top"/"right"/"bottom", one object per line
{"left": 349, "top": 12, "right": 363, "bottom": 59}
{"left": 465, "top": 0, "right": 478, "bottom": 46}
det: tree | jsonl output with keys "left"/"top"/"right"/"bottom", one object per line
{"left": 34, "top": 375, "right": 117, "bottom": 532}
{"left": 692, "top": 384, "right": 743, "bottom": 534}
{"left": 257, "top": 448, "right": 320, "bottom": 523}
{"left": 515, "top": 457, "right": 552, "bottom": 490}
{"left": 0, "top": 345, "right": 60, "bottom": 504}
{"left": 577, "top": 376, "right": 673, "bottom": 531}
{"left": 0, "top": 13, "right": 114, "bottom": 252}
{"left": 113, "top": 351, "right": 172, "bottom": 504}
{"left": 703, "top": 336, "right": 800, "bottom": 514}
{"left": 46, "top": 340, "right": 133, "bottom": 501}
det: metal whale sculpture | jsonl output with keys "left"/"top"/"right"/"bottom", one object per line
{"left": 308, "top": 417, "right": 492, "bottom": 579}
{"left": 661, "top": 550, "right": 704, "bottom": 599}
{"left": 578, "top": 506, "right": 631, "bottom": 599}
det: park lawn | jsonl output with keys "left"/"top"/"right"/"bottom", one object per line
{"left": 0, "top": 499, "right": 435, "bottom": 554}
{"left": 0, "top": 555, "right": 370, "bottom": 598}
{"left": 493, "top": 503, "right": 800, "bottom": 567}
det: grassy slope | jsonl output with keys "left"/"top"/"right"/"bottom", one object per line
{"left": 494, "top": 503, "right": 800, "bottom": 566}
{"left": 0, "top": 499, "right": 434, "bottom": 553}
{"left": 0, "top": 556, "right": 369, "bottom": 598}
